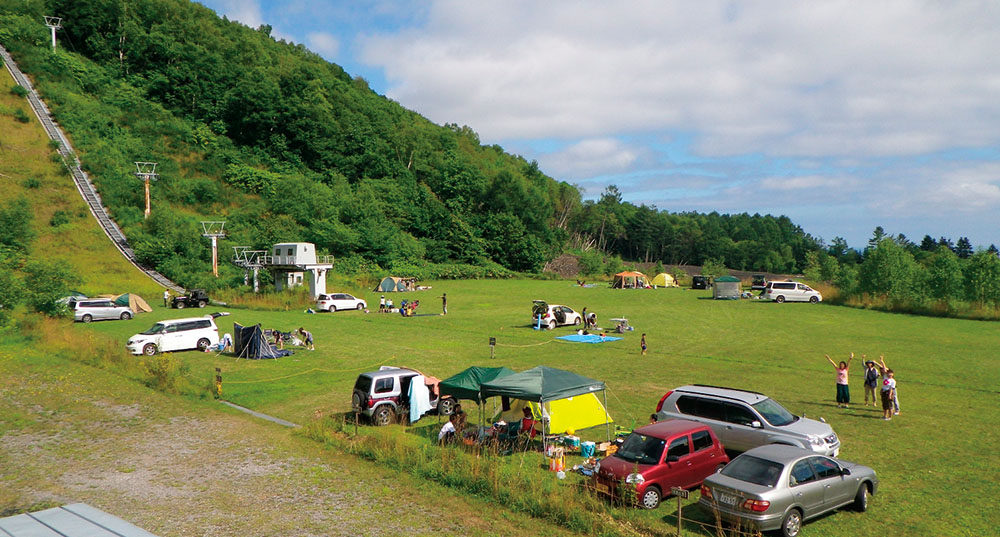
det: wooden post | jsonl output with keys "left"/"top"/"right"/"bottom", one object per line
{"left": 489, "top": 336, "right": 496, "bottom": 359}
{"left": 671, "top": 486, "right": 689, "bottom": 536}
{"left": 214, "top": 367, "right": 222, "bottom": 398}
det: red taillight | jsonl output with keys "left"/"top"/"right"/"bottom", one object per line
{"left": 700, "top": 484, "right": 712, "bottom": 499}
{"left": 366, "top": 398, "right": 374, "bottom": 408}
{"left": 655, "top": 390, "right": 673, "bottom": 413}
{"left": 742, "top": 499, "right": 770, "bottom": 512}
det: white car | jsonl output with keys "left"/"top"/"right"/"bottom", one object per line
{"left": 531, "top": 300, "right": 582, "bottom": 330}
{"left": 127, "top": 316, "right": 219, "bottom": 356}
{"left": 317, "top": 293, "right": 367, "bottom": 312}
{"left": 766, "top": 281, "right": 822, "bottom": 303}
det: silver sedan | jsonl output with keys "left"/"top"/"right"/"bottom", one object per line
{"left": 699, "top": 444, "right": 877, "bottom": 537}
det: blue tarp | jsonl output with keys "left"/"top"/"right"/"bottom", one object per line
{"left": 556, "top": 334, "right": 623, "bottom": 343}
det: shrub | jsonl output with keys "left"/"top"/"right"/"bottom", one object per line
{"left": 21, "top": 177, "right": 41, "bottom": 189}
{"left": 13, "top": 108, "right": 30, "bottom": 123}
{"left": 23, "top": 260, "right": 79, "bottom": 316}
{"left": 49, "top": 210, "right": 71, "bottom": 227}
{"left": 10, "top": 84, "right": 28, "bottom": 97}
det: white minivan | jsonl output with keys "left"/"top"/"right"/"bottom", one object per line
{"left": 765, "top": 281, "right": 822, "bottom": 303}
{"left": 127, "top": 316, "right": 219, "bottom": 356}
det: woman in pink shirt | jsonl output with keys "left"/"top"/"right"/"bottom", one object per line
{"left": 825, "top": 352, "right": 854, "bottom": 408}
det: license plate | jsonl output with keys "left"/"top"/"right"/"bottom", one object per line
{"left": 717, "top": 492, "right": 738, "bottom": 506}
{"left": 595, "top": 483, "right": 610, "bottom": 494}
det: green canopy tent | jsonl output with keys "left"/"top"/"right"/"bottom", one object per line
{"left": 712, "top": 275, "right": 742, "bottom": 300}
{"left": 479, "top": 366, "right": 612, "bottom": 450}
{"left": 439, "top": 366, "right": 516, "bottom": 401}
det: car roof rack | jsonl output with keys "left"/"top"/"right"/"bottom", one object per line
{"left": 689, "top": 384, "right": 766, "bottom": 397}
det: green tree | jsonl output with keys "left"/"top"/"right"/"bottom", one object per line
{"left": 0, "top": 197, "right": 35, "bottom": 253}
{"left": 954, "top": 237, "right": 973, "bottom": 259}
{"left": 700, "top": 257, "right": 728, "bottom": 279}
{"left": 857, "top": 239, "right": 921, "bottom": 301}
{"left": 23, "top": 260, "right": 79, "bottom": 316}
{"left": 924, "top": 247, "right": 964, "bottom": 301}
{"left": 963, "top": 251, "right": 1000, "bottom": 305}
{"left": 0, "top": 258, "right": 23, "bottom": 326}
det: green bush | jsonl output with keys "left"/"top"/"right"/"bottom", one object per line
{"left": 10, "top": 84, "right": 28, "bottom": 97}
{"left": 49, "top": 210, "right": 71, "bottom": 227}
{"left": 23, "top": 260, "right": 78, "bottom": 316}
{"left": 13, "top": 108, "right": 30, "bottom": 123}
{"left": 21, "top": 177, "right": 41, "bottom": 189}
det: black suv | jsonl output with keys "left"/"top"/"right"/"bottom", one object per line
{"left": 751, "top": 274, "right": 767, "bottom": 291}
{"left": 692, "top": 275, "right": 711, "bottom": 289}
{"left": 172, "top": 289, "right": 210, "bottom": 309}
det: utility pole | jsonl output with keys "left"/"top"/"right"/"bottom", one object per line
{"left": 201, "top": 222, "right": 226, "bottom": 277}
{"left": 134, "top": 162, "right": 158, "bottom": 219}
{"left": 44, "top": 16, "right": 62, "bottom": 52}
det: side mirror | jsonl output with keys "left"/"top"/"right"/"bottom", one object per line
{"left": 751, "top": 420, "right": 762, "bottom": 429}
{"left": 841, "top": 467, "right": 852, "bottom": 476}
{"left": 667, "top": 455, "right": 680, "bottom": 463}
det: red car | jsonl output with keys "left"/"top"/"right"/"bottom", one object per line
{"left": 593, "top": 419, "right": 729, "bottom": 509}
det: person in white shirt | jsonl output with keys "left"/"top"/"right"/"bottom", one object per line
{"left": 438, "top": 414, "right": 458, "bottom": 442}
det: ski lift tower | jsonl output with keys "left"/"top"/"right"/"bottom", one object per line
{"left": 231, "top": 246, "right": 266, "bottom": 292}
{"left": 201, "top": 221, "right": 226, "bottom": 277}
{"left": 134, "top": 162, "right": 158, "bottom": 219}
{"left": 44, "top": 16, "right": 61, "bottom": 52}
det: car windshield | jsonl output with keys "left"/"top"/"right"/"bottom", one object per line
{"left": 752, "top": 398, "right": 798, "bottom": 426}
{"left": 615, "top": 433, "right": 665, "bottom": 465}
{"left": 141, "top": 323, "right": 166, "bottom": 335}
{"left": 721, "top": 455, "right": 784, "bottom": 487}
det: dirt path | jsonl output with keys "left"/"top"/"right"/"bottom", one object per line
{"left": 0, "top": 352, "right": 577, "bottom": 537}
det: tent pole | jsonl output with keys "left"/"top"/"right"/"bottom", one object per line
{"left": 603, "top": 388, "right": 611, "bottom": 443}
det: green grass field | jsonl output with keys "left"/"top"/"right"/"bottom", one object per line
{"left": 76, "top": 279, "right": 999, "bottom": 536}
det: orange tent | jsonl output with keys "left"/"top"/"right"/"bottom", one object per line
{"left": 611, "top": 271, "right": 649, "bottom": 289}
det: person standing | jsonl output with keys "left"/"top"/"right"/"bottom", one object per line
{"left": 878, "top": 355, "right": 900, "bottom": 415}
{"left": 581, "top": 307, "right": 589, "bottom": 328}
{"left": 298, "top": 327, "right": 314, "bottom": 351}
{"left": 640, "top": 333, "right": 647, "bottom": 355}
{"left": 880, "top": 368, "right": 896, "bottom": 420}
{"left": 379, "top": 295, "right": 386, "bottom": 313}
{"left": 163, "top": 289, "right": 170, "bottom": 308}
{"left": 862, "top": 358, "right": 880, "bottom": 406}
{"left": 440, "top": 293, "right": 447, "bottom": 315}
{"left": 825, "top": 352, "right": 854, "bottom": 408}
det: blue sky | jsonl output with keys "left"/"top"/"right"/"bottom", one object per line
{"left": 196, "top": 0, "right": 1000, "bottom": 250}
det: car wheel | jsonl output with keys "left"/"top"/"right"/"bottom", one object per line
{"left": 438, "top": 397, "right": 455, "bottom": 416}
{"left": 143, "top": 343, "right": 157, "bottom": 356}
{"left": 775, "top": 295, "right": 786, "bottom": 303}
{"left": 82, "top": 314, "right": 93, "bottom": 323}
{"left": 373, "top": 405, "right": 395, "bottom": 426}
{"left": 854, "top": 484, "right": 869, "bottom": 512}
{"left": 197, "top": 300, "right": 206, "bottom": 308}
{"left": 781, "top": 508, "right": 802, "bottom": 537}
{"left": 356, "top": 303, "right": 364, "bottom": 311}
{"left": 809, "top": 296, "right": 819, "bottom": 303}
{"left": 176, "top": 301, "right": 186, "bottom": 309}
{"left": 120, "top": 312, "right": 132, "bottom": 320}
{"left": 574, "top": 317, "right": 582, "bottom": 326}
{"left": 640, "top": 486, "right": 661, "bottom": 509}
{"left": 548, "top": 321, "right": 556, "bottom": 330}
{"left": 329, "top": 305, "right": 337, "bottom": 313}
{"left": 197, "top": 338, "right": 211, "bottom": 351}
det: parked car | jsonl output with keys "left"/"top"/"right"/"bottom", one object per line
{"left": 692, "top": 275, "right": 711, "bottom": 289}
{"left": 751, "top": 274, "right": 767, "bottom": 291}
{"left": 317, "top": 293, "right": 367, "bottom": 312}
{"left": 765, "top": 281, "right": 821, "bottom": 303}
{"left": 531, "top": 300, "right": 582, "bottom": 330}
{"left": 654, "top": 385, "right": 840, "bottom": 456}
{"left": 172, "top": 289, "right": 210, "bottom": 309}
{"left": 593, "top": 419, "right": 729, "bottom": 509}
{"left": 126, "top": 315, "right": 220, "bottom": 356}
{"left": 699, "top": 445, "right": 877, "bottom": 537}
{"left": 352, "top": 367, "right": 455, "bottom": 426}
{"left": 71, "top": 298, "right": 133, "bottom": 323}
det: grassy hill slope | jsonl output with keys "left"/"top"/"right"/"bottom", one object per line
{"left": 0, "top": 67, "right": 161, "bottom": 297}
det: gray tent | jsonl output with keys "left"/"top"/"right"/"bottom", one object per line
{"left": 713, "top": 275, "right": 742, "bottom": 299}
{"left": 373, "top": 276, "right": 417, "bottom": 292}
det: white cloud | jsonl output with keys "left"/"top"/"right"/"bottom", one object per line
{"left": 542, "top": 138, "right": 648, "bottom": 179}
{"left": 207, "top": 0, "right": 264, "bottom": 28}
{"left": 307, "top": 32, "right": 340, "bottom": 59}
{"left": 358, "top": 0, "right": 1000, "bottom": 158}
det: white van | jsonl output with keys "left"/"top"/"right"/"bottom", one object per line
{"left": 765, "top": 281, "right": 822, "bottom": 303}
{"left": 127, "top": 316, "right": 219, "bottom": 355}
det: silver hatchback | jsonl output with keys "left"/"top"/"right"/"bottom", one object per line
{"left": 699, "top": 445, "right": 877, "bottom": 537}
{"left": 71, "top": 299, "right": 134, "bottom": 323}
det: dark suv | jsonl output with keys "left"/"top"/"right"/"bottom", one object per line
{"left": 692, "top": 275, "right": 711, "bottom": 289}
{"left": 352, "top": 367, "right": 455, "bottom": 425}
{"left": 172, "top": 289, "right": 210, "bottom": 309}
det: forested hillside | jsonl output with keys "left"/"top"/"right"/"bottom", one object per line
{"left": 0, "top": 0, "right": 823, "bottom": 290}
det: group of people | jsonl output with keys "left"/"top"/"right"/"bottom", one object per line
{"left": 579, "top": 307, "right": 598, "bottom": 329}
{"left": 271, "top": 327, "right": 314, "bottom": 351}
{"left": 826, "top": 353, "right": 899, "bottom": 420}
{"left": 377, "top": 293, "right": 447, "bottom": 315}
{"left": 439, "top": 405, "right": 537, "bottom": 445}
